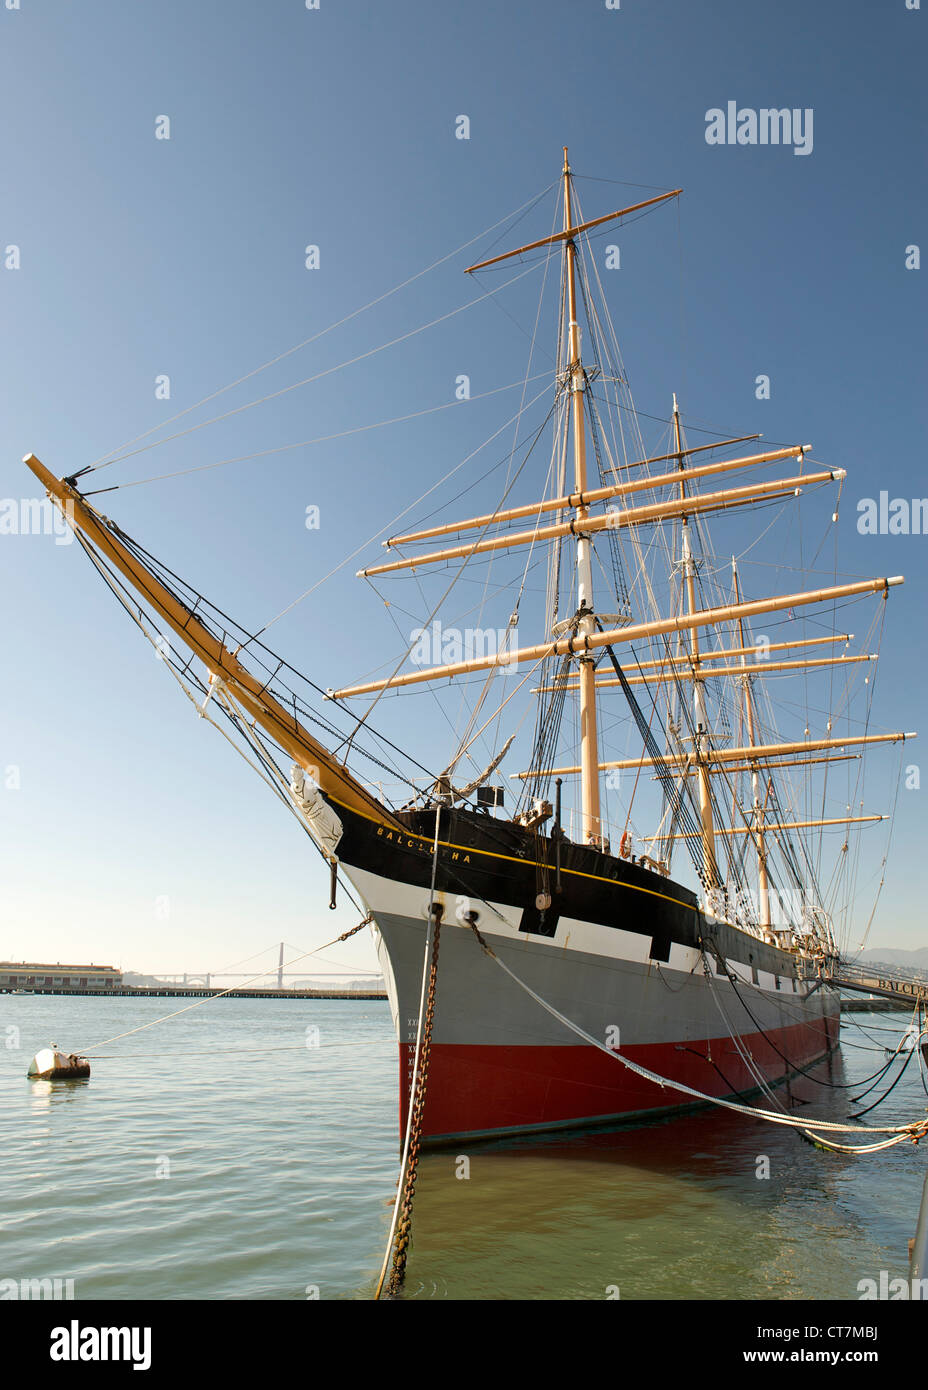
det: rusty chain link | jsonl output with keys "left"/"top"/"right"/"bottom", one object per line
{"left": 385, "top": 910, "right": 442, "bottom": 1296}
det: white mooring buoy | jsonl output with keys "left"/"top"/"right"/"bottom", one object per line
{"left": 27, "top": 1044, "right": 90, "bottom": 1081}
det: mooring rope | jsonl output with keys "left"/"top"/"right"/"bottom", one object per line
{"left": 701, "top": 957, "right": 880, "bottom": 1155}
{"left": 82, "top": 1038, "right": 393, "bottom": 1060}
{"left": 465, "top": 926, "right": 928, "bottom": 1152}
{"left": 75, "top": 916, "right": 373, "bottom": 1054}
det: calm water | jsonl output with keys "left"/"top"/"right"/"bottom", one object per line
{"left": 3, "top": 994, "right": 926, "bottom": 1301}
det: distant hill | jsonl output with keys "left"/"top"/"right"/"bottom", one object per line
{"left": 291, "top": 976, "right": 385, "bottom": 991}
{"left": 858, "top": 948, "right": 928, "bottom": 969}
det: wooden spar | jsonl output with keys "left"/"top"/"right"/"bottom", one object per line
{"left": 673, "top": 394, "right": 717, "bottom": 886}
{"left": 22, "top": 454, "right": 399, "bottom": 828}
{"left": 358, "top": 466, "right": 843, "bottom": 577}
{"left": 539, "top": 653, "right": 877, "bottom": 693}
{"left": 514, "top": 730, "right": 916, "bottom": 779}
{"left": 331, "top": 576, "right": 903, "bottom": 699}
{"left": 666, "top": 814, "right": 886, "bottom": 840}
{"left": 383, "top": 442, "right": 801, "bottom": 548}
{"left": 678, "top": 753, "right": 861, "bottom": 776}
{"left": 562, "top": 149, "right": 602, "bottom": 847}
{"left": 463, "top": 187, "right": 682, "bottom": 274}
{"left": 534, "top": 633, "right": 855, "bottom": 688}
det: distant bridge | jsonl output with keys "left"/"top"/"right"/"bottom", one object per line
{"left": 148, "top": 942, "right": 381, "bottom": 992}
{"left": 152, "top": 969, "right": 379, "bottom": 988}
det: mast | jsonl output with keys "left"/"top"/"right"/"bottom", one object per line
{"left": 732, "top": 558, "right": 771, "bottom": 933}
{"left": 563, "top": 147, "right": 602, "bottom": 848}
{"left": 674, "top": 394, "right": 718, "bottom": 888}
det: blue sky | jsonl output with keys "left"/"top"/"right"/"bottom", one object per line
{"left": 1, "top": 0, "right": 925, "bottom": 976}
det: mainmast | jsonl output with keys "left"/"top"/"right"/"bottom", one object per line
{"left": 562, "top": 148, "right": 602, "bottom": 848}
{"left": 457, "top": 152, "right": 680, "bottom": 847}
{"left": 673, "top": 395, "right": 719, "bottom": 887}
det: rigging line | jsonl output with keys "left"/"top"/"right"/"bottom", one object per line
{"left": 675, "top": 1044, "right": 760, "bottom": 1106}
{"left": 398, "top": 415, "right": 559, "bottom": 535}
{"left": 73, "top": 520, "right": 426, "bottom": 822}
{"left": 89, "top": 373, "right": 553, "bottom": 492}
{"left": 701, "top": 970, "right": 865, "bottom": 1155}
{"left": 598, "top": 637, "right": 710, "bottom": 883}
{"left": 809, "top": 474, "right": 843, "bottom": 571}
{"left": 468, "top": 935, "right": 927, "bottom": 1144}
{"left": 466, "top": 192, "right": 562, "bottom": 763}
{"left": 410, "top": 210, "right": 559, "bottom": 769}
{"left": 357, "top": 552, "right": 548, "bottom": 690}
{"left": 83, "top": 180, "right": 558, "bottom": 472}
{"left": 703, "top": 963, "right": 869, "bottom": 1157}
{"left": 72, "top": 500, "right": 533, "bottom": 854}
{"left": 588, "top": 389, "right": 776, "bottom": 441}
{"left": 478, "top": 180, "right": 560, "bottom": 258}
{"left": 572, "top": 174, "right": 682, "bottom": 193}
{"left": 246, "top": 381, "right": 554, "bottom": 644}
{"left": 701, "top": 970, "right": 805, "bottom": 1132}
{"left": 845, "top": 1017, "right": 923, "bottom": 1103}
{"left": 332, "top": 400, "right": 559, "bottom": 757}
{"left": 855, "top": 740, "right": 905, "bottom": 956}
{"left": 850, "top": 1045, "right": 919, "bottom": 1118}
{"left": 86, "top": 1041, "right": 394, "bottom": 1060}
{"left": 718, "top": 958, "right": 909, "bottom": 1091}
{"left": 87, "top": 261, "right": 542, "bottom": 475}
{"left": 917, "top": 1026, "right": 928, "bottom": 1102}
{"left": 844, "top": 1015, "right": 920, "bottom": 1040}
{"left": 73, "top": 529, "right": 371, "bottom": 874}
{"left": 449, "top": 657, "right": 548, "bottom": 770}
{"left": 245, "top": 701, "right": 414, "bottom": 829}
{"left": 839, "top": 1037, "right": 898, "bottom": 1054}
{"left": 469, "top": 272, "right": 558, "bottom": 367}
{"left": 840, "top": 605, "right": 887, "bottom": 947}
{"left": 110, "top": 511, "right": 472, "bottom": 789}
{"left": 374, "top": 582, "right": 490, "bottom": 782}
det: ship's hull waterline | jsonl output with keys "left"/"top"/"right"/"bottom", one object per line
{"left": 335, "top": 803, "right": 840, "bottom": 1146}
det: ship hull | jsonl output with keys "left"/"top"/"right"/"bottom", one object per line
{"left": 336, "top": 801, "right": 840, "bottom": 1146}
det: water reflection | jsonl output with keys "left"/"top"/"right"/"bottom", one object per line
{"left": 28, "top": 1077, "right": 91, "bottom": 1108}
{"left": 396, "top": 1042, "right": 916, "bottom": 1300}
{"left": 5, "top": 996, "right": 923, "bottom": 1301}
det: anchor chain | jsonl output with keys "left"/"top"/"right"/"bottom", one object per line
{"left": 335, "top": 912, "right": 373, "bottom": 943}
{"left": 385, "top": 911, "right": 442, "bottom": 1296}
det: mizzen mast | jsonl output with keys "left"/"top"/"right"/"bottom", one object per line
{"left": 673, "top": 393, "right": 719, "bottom": 887}
{"left": 460, "top": 149, "right": 680, "bottom": 847}
{"left": 562, "top": 147, "right": 602, "bottom": 849}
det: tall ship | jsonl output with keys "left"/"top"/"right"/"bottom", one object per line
{"left": 25, "top": 151, "right": 912, "bottom": 1146}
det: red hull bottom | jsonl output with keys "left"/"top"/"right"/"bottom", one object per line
{"left": 401, "top": 1013, "right": 839, "bottom": 1144}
